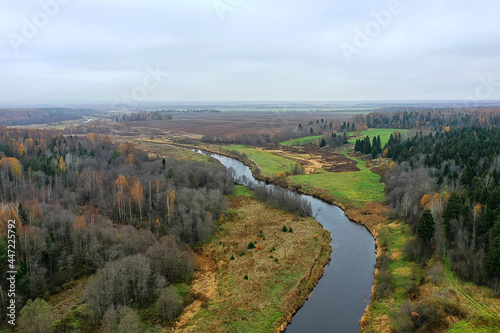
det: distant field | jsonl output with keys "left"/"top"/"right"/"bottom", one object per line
{"left": 216, "top": 107, "right": 374, "bottom": 113}
{"left": 125, "top": 111, "right": 355, "bottom": 137}
{"left": 222, "top": 145, "right": 299, "bottom": 175}
{"left": 280, "top": 135, "right": 323, "bottom": 146}
{"left": 347, "top": 128, "right": 409, "bottom": 146}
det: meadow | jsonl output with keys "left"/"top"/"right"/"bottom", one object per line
{"left": 182, "top": 191, "right": 331, "bottom": 332}
{"left": 222, "top": 145, "right": 300, "bottom": 175}
{"left": 347, "top": 128, "right": 409, "bottom": 146}
{"left": 280, "top": 135, "right": 323, "bottom": 146}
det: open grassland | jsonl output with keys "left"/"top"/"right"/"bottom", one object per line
{"left": 277, "top": 129, "right": 409, "bottom": 148}
{"left": 280, "top": 135, "right": 323, "bottom": 146}
{"left": 115, "top": 137, "right": 213, "bottom": 162}
{"left": 290, "top": 167, "right": 384, "bottom": 204}
{"left": 179, "top": 193, "right": 332, "bottom": 333}
{"left": 347, "top": 129, "right": 409, "bottom": 146}
{"left": 290, "top": 149, "right": 385, "bottom": 205}
{"left": 222, "top": 145, "right": 300, "bottom": 176}
{"left": 220, "top": 145, "right": 385, "bottom": 206}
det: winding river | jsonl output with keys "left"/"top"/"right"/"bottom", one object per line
{"left": 194, "top": 150, "right": 376, "bottom": 333}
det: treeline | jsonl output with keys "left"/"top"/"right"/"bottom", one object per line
{"left": 358, "top": 107, "right": 500, "bottom": 131}
{"left": 117, "top": 110, "right": 174, "bottom": 122}
{"left": 201, "top": 133, "right": 272, "bottom": 146}
{"left": 0, "top": 108, "right": 94, "bottom": 126}
{"left": 0, "top": 127, "right": 234, "bottom": 329}
{"left": 274, "top": 119, "right": 361, "bottom": 145}
{"left": 251, "top": 184, "right": 312, "bottom": 217}
{"left": 384, "top": 126, "right": 500, "bottom": 294}
{"left": 117, "top": 109, "right": 221, "bottom": 123}
{"left": 201, "top": 119, "right": 359, "bottom": 148}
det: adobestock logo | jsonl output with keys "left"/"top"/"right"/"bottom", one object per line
{"left": 112, "top": 66, "right": 168, "bottom": 110}
{"left": 213, "top": 0, "right": 244, "bottom": 21}
{"left": 7, "top": 0, "right": 72, "bottom": 52}
{"left": 340, "top": 0, "right": 406, "bottom": 63}
{"left": 464, "top": 75, "right": 499, "bottom": 108}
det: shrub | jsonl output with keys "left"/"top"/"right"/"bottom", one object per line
{"left": 248, "top": 242, "right": 256, "bottom": 249}
{"left": 375, "top": 270, "right": 394, "bottom": 298}
{"left": 19, "top": 299, "right": 54, "bottom": 333}
{"left": 157, "top": 286, "right": 183, "bottom": 322}
{"left": 282, "top": 225, "right": 288, "bottom": 232}
{"left": 427, "top": 262, "right": 444, "bottom": 285}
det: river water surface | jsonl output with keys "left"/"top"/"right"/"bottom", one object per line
{"left": 194, "top": 150, "right": 376, "bottom": 333}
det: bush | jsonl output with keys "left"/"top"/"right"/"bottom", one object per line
{"left": 375, "top": 270, "right": 394, "bottom": 298}
{"left": 403, "top": 237, "right": 422, "bottom": 263}
{"left": 19, "top": 299, "right": 55, "bottom": 333}
{"left": 391, "top": 300, "right": 414, "bottom": 333}
{"left": 248, "top": 242, "right": 256, "bottom": 249}
{"left": 282, "top": 225, "right": 288, "bottom": 232}
{"left": 427, "top": 262, "right": 444, "bottom": 285}
{"left": 157, "top": 286, "right": 183, "bottom": 322}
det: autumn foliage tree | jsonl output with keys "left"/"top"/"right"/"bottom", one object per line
{"left": 115, "top": 175, "right": 129, "bottom": 221}
{"left": 130, "top": 177, "right": 144, "bottom": 221}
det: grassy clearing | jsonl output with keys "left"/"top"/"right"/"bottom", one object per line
{"left": 229, "top": 185, "right": 255, "bottom": 198}
{"left": 222, "top": 145, "right": 384, "bottom": 205}
{"left": 280, "top": 135, "right": 323, "bottom": 146}
{"left": 290, "top": 149, "right": 385, "bottom": 205}
{"left": 290, "top": 168, "right": 384, "bottom": 204}
{"left": 130, "top": 139, "right": 213, "bottom": 162}
{"left": 347, "top": 129, "right": 409, "bottom": 146}
{"left": 180, "top": 196, "right": 331, "bottom": 333}
{"left": 222, "top": 145, "right": 299, "bottom": 175}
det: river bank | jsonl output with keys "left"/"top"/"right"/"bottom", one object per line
{"left": 175, "top": 192, "right": 332, "bottom": 332}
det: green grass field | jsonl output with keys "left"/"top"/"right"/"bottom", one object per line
{"left": 290, "top": 167, "right": 385, "bottom": 204}
{"left": 347, "top": 129, "right": 409, "bottom": 146}
{"left": 280, "top": 135, "right": 323, "bottom": 146}
{"left": 222, "top": 145, "right": 299, "bottom": 175}
{"left": 279, "top": 129, "right": 408, "bottom": 148}
{"left": 222, "top": 145, "right": 385, "bottom": 205}
{"left": 291, "top": 148, "right": 385, "bottom": 204}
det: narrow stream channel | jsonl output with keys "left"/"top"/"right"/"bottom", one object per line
{"left": 194, "top": 150, "right": 376, "bottom": 333}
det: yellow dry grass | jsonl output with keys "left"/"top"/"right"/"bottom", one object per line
{"left": 178, "top": 196, "right": 331, "bottom": 333}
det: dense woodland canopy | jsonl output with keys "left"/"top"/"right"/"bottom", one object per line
{"left": 383, "top": 126, "right": 500, "bottom": 292}
{"left": 0, "top": 108, "right": 94, "bottom": 126}
{"left": 0, "top": 127, "right": 234, "bottom": 329}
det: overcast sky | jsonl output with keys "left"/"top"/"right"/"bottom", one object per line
{"left": 1, "top": 0, "right": 499, "bottom": 104}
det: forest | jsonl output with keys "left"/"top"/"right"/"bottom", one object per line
{"left": 0, "top": 109, "right": 94, "bottom": 126}
{"left": 0, "top": 127, "right": 235, "bottom": 330}
{"left": 383, "top": 126, "right": 500, "bottom": 293}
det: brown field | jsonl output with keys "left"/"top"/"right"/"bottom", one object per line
{"left": 125, "top": 111, "right": 350, "bottom": 137}
{"left": 276, "top": 146, "right": 360, "bottom": 173}
{"left": 175, "top": 193, "right": 332, "bottom": 333}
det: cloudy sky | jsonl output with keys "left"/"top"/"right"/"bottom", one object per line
{"left": 1, "top": 0, "right": 499, "bottom": 103}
